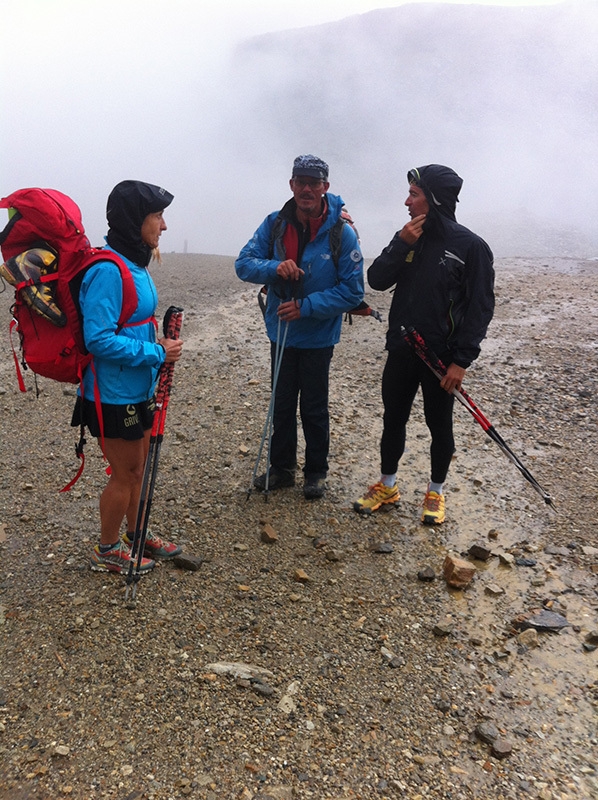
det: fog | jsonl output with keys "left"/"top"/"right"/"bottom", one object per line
{"left": 1, "top": 0, "right": 597, "bottom": 258}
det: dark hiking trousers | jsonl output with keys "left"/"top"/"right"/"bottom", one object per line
{"left": 269, "top": 343, "right": 334, "bottom": 479}
{"left": 380, "top": 344, "right": 455, "bottom": 484}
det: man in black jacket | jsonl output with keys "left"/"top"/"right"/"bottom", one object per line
{"left": 354, "top": 164, "right": 495, "bottom": 524}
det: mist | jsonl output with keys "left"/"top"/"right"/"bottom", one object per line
{"left": 1, "top": 0, "right": 597, "bottom": 259}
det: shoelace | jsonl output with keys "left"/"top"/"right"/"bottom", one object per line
{"left": 101, "top": 541, "right": 130, "bottom": 558}
{"left": 424, "top": 493, "right": 442, "bottom": 511}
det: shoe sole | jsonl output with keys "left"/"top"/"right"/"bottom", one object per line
{"left": 421, "top": 515, "right": 445, "bottom": 525}
{"left": 254, "top": 481, "right": 295, "bottom": 492}
{"left": 145, "top": 548, "right": 182, "bottom": 560}
{"left": 90, "top": 561, "right": 155, "bottom": 573}
{"left": 123, "top": 537, "right": 182, "bottom": 560}
{"left": 353, "top": 495, "right": 400, "bottom": 515}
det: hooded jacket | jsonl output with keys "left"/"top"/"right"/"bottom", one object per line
{"left": 78, "top": 181, "right": 173, "bottom": 404}
{"left": 368, "top": 164, "right": 495, "bottom": 368}
{"left": 106, "top": 180, "right": 174, "bottom": 267}
{"left": 235, "top": 193, "right": 364, "bottom": 349}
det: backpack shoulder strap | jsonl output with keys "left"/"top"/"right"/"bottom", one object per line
{"left": 85, "top": 249, "right": 138, "bottom": 326}
{"left": 329, "top": 217, "right": 347, "bottom": 271}
{"left": 268, "top": 215, "right": 286, "bottom": 260}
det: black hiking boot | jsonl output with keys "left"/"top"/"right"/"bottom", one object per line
{"left": 303, "top": 476, "right": 326, "bottom": 500}
{"left": 253, "top": 468, "right": 296, "bottom": 492}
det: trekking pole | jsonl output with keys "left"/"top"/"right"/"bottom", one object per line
{"left": 247, "top": 315, "right": 289, "bottom": 501}
{"left": 125, "top": 306, "right": 184, "bottom": 602}
{"left": 401, "top": 325, "right": 556, "bottom": 510}
{"left": 247, "top": 276, "right": 302, "bottom": 502}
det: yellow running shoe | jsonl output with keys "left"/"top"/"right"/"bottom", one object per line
{"left": 353, "top": 481, "right": 400, "bottom": 515}
{"left": 421, "top": 490, "right": 445, "bottom": 524}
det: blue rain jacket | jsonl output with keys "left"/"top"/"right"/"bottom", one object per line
{"left": 235, "top": 193, "right": 364, "bottom": 349}
{"left": 78, "top": 246, "right": 165, "bottom": 404}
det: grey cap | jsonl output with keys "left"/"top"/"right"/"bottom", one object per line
{"left": 292, "top": 154, "right": 329, "bottom": 180}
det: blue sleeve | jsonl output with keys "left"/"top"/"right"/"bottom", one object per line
{"left": 235, "top": 214, "right": 282, "bottom": 285}
{"left": 80, "top": 262, "right": 165, "bottom": 367}
{"left": 301, "top": 225, "right": 365, "bottom": 319}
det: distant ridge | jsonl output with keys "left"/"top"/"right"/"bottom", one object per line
{"left": 221, "top": 2, "right": 598, "bottom": 258}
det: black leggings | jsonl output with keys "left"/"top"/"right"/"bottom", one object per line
{"left": 380, "top": 345, "right": 455, "bottom": 484}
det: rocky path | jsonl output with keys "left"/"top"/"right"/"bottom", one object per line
{"left": 0, "top": 254, "right": 596, "bottom": 800}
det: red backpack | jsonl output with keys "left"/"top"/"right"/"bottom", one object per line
{"left": 0, "top": 187, "right": 138, "bottom": 385}
{"left": 0, "top": 188, "right": 140, "bottom": 488}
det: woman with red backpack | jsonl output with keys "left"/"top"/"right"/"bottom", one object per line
{"left": 72, "top": 180, "right": 184, "bottom": 574}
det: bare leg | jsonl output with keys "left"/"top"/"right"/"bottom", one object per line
{"left": 98, "top": 432, "right": 150, "bottom": 546}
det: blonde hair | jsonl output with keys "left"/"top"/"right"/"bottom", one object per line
{"left": 152, "top": 247, "right": 162, "bottom": 264}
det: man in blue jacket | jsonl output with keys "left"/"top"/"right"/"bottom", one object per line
{"left": 236, "top": 155, "right": 364, "bottom": 499}
{"left": 354, "top": 164, "right": 495, "bottom": 524}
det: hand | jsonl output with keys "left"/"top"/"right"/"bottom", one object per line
{"left": 276, "top": 259, "right": 304, "bottom": 281}
{"left": 440, "top": 363, "right": 466, "bottom": 394}
{"left": 277, "top": 299, "right": 301, "bottom": 322}
{"left": 399, "top": 214, "right": 427, "bottom": 245}
{"left": 159, "top": 337, "right": 183, "bottom": 363}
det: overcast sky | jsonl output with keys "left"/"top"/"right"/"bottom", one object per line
{"left": 0, "top": 0, "right": 587, "bottom": 256}
{"left": 193, "top": 0, "right": 565, "bottom": 38}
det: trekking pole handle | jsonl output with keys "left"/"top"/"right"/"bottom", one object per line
{"left": 156, "top": 307, "right": 184, "bottom": 408}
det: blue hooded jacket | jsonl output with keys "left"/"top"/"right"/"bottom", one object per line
{"left": 235, "top": 193, "right": 364, "bottom": 349}
{"left": 78, "top": 247, "right": 165, "bottom": 404}
{"left": 78, "top": 180, "right": 173, "bottom": 404}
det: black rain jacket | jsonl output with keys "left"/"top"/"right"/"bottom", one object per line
{"left": 368, "top": 164, "right": 495, "bottom": 368}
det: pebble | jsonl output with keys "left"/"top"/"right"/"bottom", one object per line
{"left": 517, "top": 628, "right": 540, "bottom": 648}
{"left": 491, "top": 737, "right": 513, "bottom": 759}
{"left": 515, "top": 557, "right": 537, "bottom": 567}
{"left": 371, "top": 542, "right": 394, "bottom": 554}
{"left": 433, "top": 617, "right": 455, "bottom": 636}
{"left": 468, "top": 541, "right": 494, "bottom": 561}
{"left": 475, "top": 721, "right": 500, "bottom": 744}
{"left": 260, "top": 523, "right": 278, "bottom": 543}
{"left": 485, "top": 583, "right": 505, "bottom": 596}
{"left": 172, "top": 553, "right": 203, "bottom": 571}
{"left": 544, "top": 544, "right": 570, "bottom": 556}
{"left": 417, "top": 566, "right": 436, "bottom": 582}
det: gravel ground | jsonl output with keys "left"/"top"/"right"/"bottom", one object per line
{"left": 0, "top": 253, "right": 597, "bottom": 800}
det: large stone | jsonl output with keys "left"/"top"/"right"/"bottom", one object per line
{"left": 443, "top": 554, "right": 476, "bottom": 589}
{"left": 512, "top": 609, "right": 569, "bottom": 633}
{"left": 261, "top": 523, "right": 278, "bottom": 543}
{"left": 172, "top": 553, "right": 203, "bottom": 571}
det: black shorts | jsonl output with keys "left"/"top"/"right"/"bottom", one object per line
{"left": 71, "top": 396, "right": 156, "bottom": 441}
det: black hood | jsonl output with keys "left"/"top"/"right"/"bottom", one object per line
{"left": 408, "top": 164, "right": 462, "bottom": 223}
{"left": 106, "top": 180, "right": 173, "bottom": 267}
